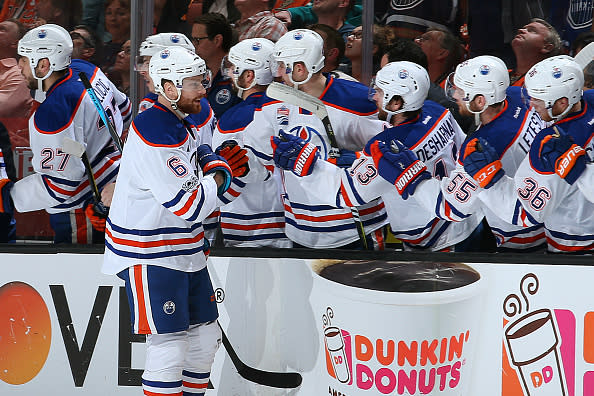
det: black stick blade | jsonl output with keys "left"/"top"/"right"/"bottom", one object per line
{"left": 220, "top": 326, "right": 303, "bottom": 388}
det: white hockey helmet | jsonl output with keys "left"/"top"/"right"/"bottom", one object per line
{"left": 273, "top": 29, "right": 325, "bottom": 86}
{"left": 524, "top": 55, "right": 584, "bottom": 121}
{"left": 373, "top": 61, "right": 430, "bottom": 120}
{"left": 224, "top": 38, "right": 275, "bottom": 96}
{"left": 447, "top": 55, "right": 509, "bottom": 114}
{"left": 149, "top": 46, "right": 211, "bottom": 114}
{"left": 136, "top": 32, "right": 194, "bottom": 71}
{"left": 18, "top": 24, "right": 72, "bottom": 89}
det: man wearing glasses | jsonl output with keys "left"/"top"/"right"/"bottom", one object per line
{"left": 191, "top": 13, "right": 242, "bottom": 118}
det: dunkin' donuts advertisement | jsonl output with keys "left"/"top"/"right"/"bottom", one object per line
{"left": 310, "top": 260, "right": 484, "bottom": 396}
{"left": 3, "top": 253, "right": 594, "bottom": 395}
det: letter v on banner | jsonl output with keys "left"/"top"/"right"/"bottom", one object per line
{"left": 49, "top": 285, "right": 112, "bottom": 387}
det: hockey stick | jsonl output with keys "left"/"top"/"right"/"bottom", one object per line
{"left": 217, "top": 322, "right": 303, "bottom": 388}
{"left": 78, "top": 72, "right": 124, "bottom": 153}
{"left": 574, "top": 42, "right": 594, "bottom": 69}
{"left": 62, "top": 137, "right": 109, "bottom": 216}
{"left": 266, "top": 82, "right": 369, "bottom": 249}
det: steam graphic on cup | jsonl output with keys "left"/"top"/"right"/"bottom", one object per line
{"left": 503, "top": 273, "right": 567, "bottom": 396}
{"left": 323, "top": 307, "right": 351, "bottom": 384}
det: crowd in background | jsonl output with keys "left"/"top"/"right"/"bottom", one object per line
{"left": 1, "top": 0, "right": 594, "bottom": 248}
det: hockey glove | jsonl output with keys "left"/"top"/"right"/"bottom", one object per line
{"left": 368, "top": 139, "right": 431, "bottom": 200}
{"left": 196, "top": 144, "right": 232, "bottom": 195}
{"left": 539, "top": 131, "right": 586, "bottom": 185}
{"left": 270, "top": 130, "right": 320, "bottom": 177}
{"left": 85, "top": 201, "right": 109, "bottom": 232}
{"left": 462, "top": 138, "right": 504, "bottom": 189}
{"left": 215, "top": 140, "right": 250, "bottom": 178}
{"left": 327, "top": 149, "right": 360, "bottom": 168}
{"left": 0, "top": 178, "right": 14, "bottom": 215}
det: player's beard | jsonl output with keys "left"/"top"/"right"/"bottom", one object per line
{"left": 176, "top": 93, "right": 203, "bottom": 115}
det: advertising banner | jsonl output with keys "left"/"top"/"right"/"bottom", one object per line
{"left": 1, "top": 253, "right": 593, "bottom": 395}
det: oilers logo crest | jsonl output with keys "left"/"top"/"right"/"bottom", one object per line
{"left": 286, "top": 125, "right": 329, "bottom": 158}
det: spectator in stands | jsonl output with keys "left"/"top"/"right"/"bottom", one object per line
{"left": 35, "top": 0, "right": 83, "bottom": 31}
{"left": 70, "top": 24, "right": 103, "bottom": 66}
{"left": 572, "top": 31, "right": 594, "bottom": 56}
{"left": 81, "top": 0, "right": 105, "bottom": 41}
{"left": 186, "top": 0, "right": 240, "bottom": 23}
{"left": 192, "top": 13, "right": 241, "bottom": 117}
{"left": 110, "top": 39, "right": 131, "bottom": 95}
{"left": 0, "top": 19, "right": 34, "bottom": 148}
{"left": 154, "top": 0, "right": 191, "bottom": 35}
{"left": 509, "top": 18, "right": 562, "bottom": 86}
{"left": 380, "top": 37, "right": 474, "bottom": 134}
{"left": 309, "top": 23, "right": 356, "bottom": 81}
{"left": 102, "top": 0, "right": 130, "bottom": 73}
{"left": 344, "top": 25, "right": 387, "bottom": 82}
{"left": 274, "top": 0, "right": 362, "bottom": 33}
{"left": 234, "top": 0, "right": 287, "bottom": 42}
{"left": 0, "top": 139, "right": 16, "bottom": 243}
{"left": 414, "top": 27, "right": 463, "bottom": 88}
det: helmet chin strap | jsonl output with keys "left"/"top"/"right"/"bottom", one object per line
{"left": 547, "top": 102, "right": 573, "bottom": 122}
{"left": 464, "top": 101, "right": 487, "bottom": 126}
{"left": 166, "top": 87, "right": 189, "bottom": 119}
{"left": 35, "top": 67, "right": 53, "bottom": 92}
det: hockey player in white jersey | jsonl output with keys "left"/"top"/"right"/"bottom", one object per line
{"left": 463, "top": 55, "right": 594, "bottom": 252}
{"left": 103, "top": 46, "right": 248, "bottom": 395}
{"left": 272, "top": 61, "right": 484, "bottom": 251}
{"left": 0, "top": 24, "right": 131, "bottom": 243}
{"left": 243, "top": 29, "right": 389, "bottom": 249}
{"left": 371, "top": 56, "right": 547, "bottom": 251}
{"left": 212, "top": 38, "right": 291, "bottom": 247}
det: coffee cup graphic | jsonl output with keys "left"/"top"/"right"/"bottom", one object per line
{"left": 310, "top": 260, "right": 486, "bottom": 396}
{"left": 505, "top": 308, "right": 567, "bottom": 396}
{"left": 324, "top": 326, "right": 351, "bottom": 384}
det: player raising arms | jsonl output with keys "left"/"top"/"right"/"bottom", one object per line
{"left": 103, "top": 46, "right": 248, "bottom": 395}
{"left": 244, "top": 29, "right": 389, "bottom": 249}
{"left": 460, "top": 55, "right": 594, "bottom": 252}
{"left": 272, "top": 61, "right": 484, "bottom": 251}
{"left": 212, "top": 38, "right": 292, "bottom": 247}
{"left": 0, "top": 24, "right": 131, "bottom": 244}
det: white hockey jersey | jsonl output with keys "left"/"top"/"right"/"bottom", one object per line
{"left": 480, "top": 90, "right": 594, "bottom": 252}
{"left": 102, "top": 101, "right": 239, "bottom": 274}
{"left": 243, "top": 76, "right": 389, "bottom": 248}
{"left": 300, "top": 100, "right": 480, "bottom": 251}
{"left": 10, "top": 59, "right": 131, "bottom": 214}
{"left": 577, "top": 163, "right": 594, "bottom": 203}
{"left": 137, "top": 92, "right": 219, "bottom": 243}
{"left": 213, "top": 92, "right": 291, "bottom": 248}
{"left": 413, "top": 87, "right": 546, "bottom": 250}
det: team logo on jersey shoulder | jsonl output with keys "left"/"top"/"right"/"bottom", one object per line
{"left": 277, "top": 106, "right": 290, "bottom": 125}
{"left": 216, "top": 88, "right": 231, "bottom": 104}
{"left": 163, "top": 301, "right": 176, "bottom": 314}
